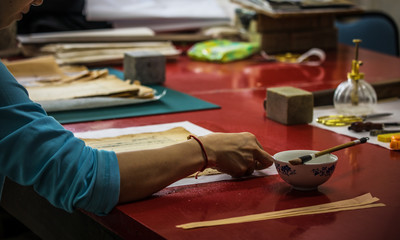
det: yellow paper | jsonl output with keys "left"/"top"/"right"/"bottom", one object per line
{"left": 81, "top": 127, "right": 220, "bottom": 177}
{"left": 4, "top": 55, "right": 67, "bottom": 84}
{"left": 26, "top": 75, "right": 154, "bottom": 101}
{"left": 82, "top": 127, "right": 190, "bottom": 152}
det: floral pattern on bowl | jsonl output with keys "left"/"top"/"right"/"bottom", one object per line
{"left": 312, "top": 165, "right": 336, "bottom": 177}
{"left": 275, "top": 163, "right": 296, "bottom": 176}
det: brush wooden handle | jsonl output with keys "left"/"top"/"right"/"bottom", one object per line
{"left": 315, "top": 137, "right": 368, "bottom": 157}
{"left": 289, "top": 137, "right": 369, "bottom": 165}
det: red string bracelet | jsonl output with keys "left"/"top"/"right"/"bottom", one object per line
{"left": 187, "top": 135, "right": 208, "bottom": 179}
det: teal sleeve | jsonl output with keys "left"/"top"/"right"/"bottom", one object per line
{"left": 0, "top": 61, "right": 120, "bottom": 215}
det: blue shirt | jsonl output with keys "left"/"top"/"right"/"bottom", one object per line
{"left": 0, "top": 61, "right": 120, "bottom": 215}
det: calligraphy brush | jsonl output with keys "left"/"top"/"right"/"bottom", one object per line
{"left": 289, "top": 137, "right": 369, "bottom": 165}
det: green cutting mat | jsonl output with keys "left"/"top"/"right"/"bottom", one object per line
{"left": 48, "top": 68, "right": 220, "bottom": 124}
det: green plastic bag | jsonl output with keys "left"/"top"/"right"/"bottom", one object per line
{"left": 188, "top": 40, "right": 260, "bottom": 63}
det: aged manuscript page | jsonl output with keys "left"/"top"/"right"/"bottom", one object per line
{"left": 74, "top": 121, "right": 277, "bottom": 186}
{"left": 82, "top": 127, "right": 191, "bottom": 152}
{"left": 81, "top": 126, "right": 220, "bottom": 177}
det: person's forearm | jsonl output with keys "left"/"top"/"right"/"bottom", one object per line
{"left": 116, "top": 132, "right": 274, "bottom": 203}
{"left": 117, "top": 139, "right": 205, "bottom": 203}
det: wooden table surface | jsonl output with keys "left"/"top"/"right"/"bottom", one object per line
{"left": 2, "top": 44, "right": 400, "bottom": 240}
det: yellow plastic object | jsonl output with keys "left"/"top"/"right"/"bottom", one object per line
{"left": 274, "top": 53, "right": 302, "bottom": 63}
{"left": 316, "top": 115, "right": 363, "bottom": 126}
{"left": 377, "top": 133, "right": 400, "bottom": 142}
{"left": 390, "top": 135, "right": 400, "bottom": 150}
{"left": 347, "top": 39, "right": 365, "bottom": 82}
{"left": 187, "top": 40, "right": 259, "bottom": 63}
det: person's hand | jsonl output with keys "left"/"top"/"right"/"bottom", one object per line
{"left": 199, "top": 132, "right": 274, "bottom": 178}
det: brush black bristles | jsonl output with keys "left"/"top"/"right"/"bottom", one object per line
{"left": 289, "top": 155, "right": 313, "bottom": 165}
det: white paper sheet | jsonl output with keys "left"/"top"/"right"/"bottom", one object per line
{"left": 85, "top": 0, "right": 232, "bottom": 20}
{"left": 74, "top": 121, "right": 278, "bottom": 187}
{"left": 84, "top": 0, "right": 238, "bottom": 32}
{"left": 40, "top": 90, "right": 166, "bottom": 112}
{"left": 112, "top": 18, "right": 231, "bottom": 32}
{"left": 18, "top": 27, "right": 155, "bottom": 44}
{"left": 74, "top": 121, "right": 212, "bottom": 138}
{"left": 310, "top": 99, "right": 400, "bottom": 150}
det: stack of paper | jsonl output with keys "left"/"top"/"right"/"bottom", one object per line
{"left": 38, "top": 42, "right": 181, "bottom": 65}
{"left": 4, "top": 56, "right": 165, "bottom": 112}
{"left": 18, "top": 27, "right": 155, "bottom": 44}
{"left": 17, "top": 27, "right": 182, "bottom": 65}
{"left": 232, "top": 0, "right": 356, "bottom": 15}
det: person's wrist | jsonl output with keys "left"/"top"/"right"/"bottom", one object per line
{"left": 187, "top": 135, "right": 208, "bottom": 178}
{"left": 198, "top": 135, "right": 218, "bottom": 168}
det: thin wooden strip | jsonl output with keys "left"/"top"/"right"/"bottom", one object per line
{"left": 260, "top": 193, "right": 378, "bottom": 215}
{"left": 190, "top": 193, "right": 376, "bottom": 221}
{"left": 177, "top": 203, "right": 385, "bottom": 230}
{"left": 176, "top": 193, "right": 384, "bottom": 229}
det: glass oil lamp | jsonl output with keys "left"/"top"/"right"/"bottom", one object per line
{"left": 333, "top": 39, "right": 377, "bottom": 115}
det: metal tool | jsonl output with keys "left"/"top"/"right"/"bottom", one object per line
{"left": 348, "top": 121, "right": 400, "bottom": 132}
{"left": 370, "top": 129, "right": 400, "bottom": 136}
{"left": 316, "top": 113, "right": 392, "bottom": 126}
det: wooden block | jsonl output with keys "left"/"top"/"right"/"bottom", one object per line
{"left": 260, "top": 28, "right": 337, "bottom": 53}
{"left": 257, "top": 14, "right": 335, "bottom": 32}
{"left": 256, "top": 13, "right": 337, "bottom": 53}
{"left": 124, "top": 51, "right": 166, "bottom": 85}
{"left": 266, "top": 87, "right": 313, "bottom": 125}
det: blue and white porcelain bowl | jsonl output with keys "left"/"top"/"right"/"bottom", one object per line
{"left": 273, "top": 150, "right": 338, "bottom": 191}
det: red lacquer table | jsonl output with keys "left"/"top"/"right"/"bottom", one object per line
{"left": 2, "top": 45, "right": 400, "bottom": 240}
